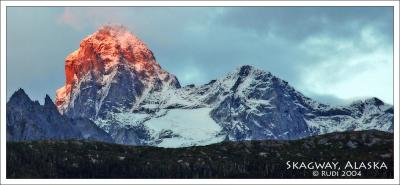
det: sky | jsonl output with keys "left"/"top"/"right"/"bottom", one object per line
{"left": 6, "top": 7, "right": 394, "bottom": 105}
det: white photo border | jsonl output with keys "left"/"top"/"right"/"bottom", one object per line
{"left": 1, "top": 1, "right": 399, "bottom": 184}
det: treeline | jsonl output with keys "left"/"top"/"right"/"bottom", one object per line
{"left": 7, "top": 130, "right": 393, "bottom": 178}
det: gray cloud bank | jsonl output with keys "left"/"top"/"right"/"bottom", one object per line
{"left": 7, "top": 7, "right": 393, "bottom": 105}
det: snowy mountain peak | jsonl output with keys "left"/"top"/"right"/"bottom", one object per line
{"left": 62, "top": 25, "right": 157, "bottom": 86}
{"left": 225, "top": 65, "right": 276, "bottom": 84}
{"left": 345, "top": 97, "right": 391, "bottom": 118}
{"left": 237, "top": 65, "right": 255, "bottom": 75}
{"left": 235, "top": 65, "right": 272, "bottom": 77}
{"left": 351, "top": 97, "right": 385, "bottom": 107}
{"left": 230, "top": 65, "right": 265, "bottom": 78}
{"left": 76, "top": 25, "right": 155, "bottom": 69}
{"left": 55, "top": 25, "right": 180, "bottom": 118}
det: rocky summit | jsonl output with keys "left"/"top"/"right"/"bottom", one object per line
{"left": 55, "top": 25, "right": 180, "bottom": 119}
{"left": 7, "top": 25, "right": 394, "bottom": 147}
{"left": 7, "top": 89, "right": 113, "bottom": 143}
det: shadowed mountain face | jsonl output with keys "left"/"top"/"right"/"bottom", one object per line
{"left": 7, "top": 89, "right": 113, "bottom": 143}
{"left": 207, "top": 65, "right": 393, "bottom": 141}
{"left": 6, "top": 130, "right": 393, "bottom": 179}
{"left": 6, "top": 26, "right": 394, "bottom": 147}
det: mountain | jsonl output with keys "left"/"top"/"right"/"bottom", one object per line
{"left": 208, "top": 65, "right": 394, "bottom": 140}
{"left": 54, "top": 25, "right": 180, "bottom": 145}
{"left": 7, "top": 89, "right": 113, "bottom": 142}
{"left": 52, "top": 25, "right": 393, "bottom": 147}
{"left": 6, "top": 130, "right": 394, "bottom": 178}
{"left": 55, "top": 25, "right": 180, "bottom": 120}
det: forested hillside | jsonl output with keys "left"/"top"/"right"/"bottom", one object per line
{"left": 7, "top": 130, "right": 393, "bottom": 179}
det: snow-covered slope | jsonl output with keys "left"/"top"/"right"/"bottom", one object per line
{"left": 53, "top": 25, "right": 393, "bottom": 147}
{"left": 145, "top": 108, "right": 224, "bottom": 148}
{"left": 306, "top": 97, "right": 394, "bottom": 134}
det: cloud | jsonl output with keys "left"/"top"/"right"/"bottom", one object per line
{"left": 296, "top": 24, "right": 393, "bottom": 103}
{"left": 213, "top": 7, "right": 393, "bottom": 104}
{"left": 57, "top": 7, "right": 124, "bottom": 30}
{"left": 55, "top": 7, "right": 393, "bottom": 104}
{"left": 57, "top": 7, "right": 81, "bottom": 30}
{"left": 7, "top": 7, "right": 393, "bottom": 105}
{"left": 216, "top": 7, "right": 393, "bottom": 43}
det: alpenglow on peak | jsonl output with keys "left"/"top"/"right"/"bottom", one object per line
{"left": 55, "top": 25, "right": 180, "bottom": 117}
